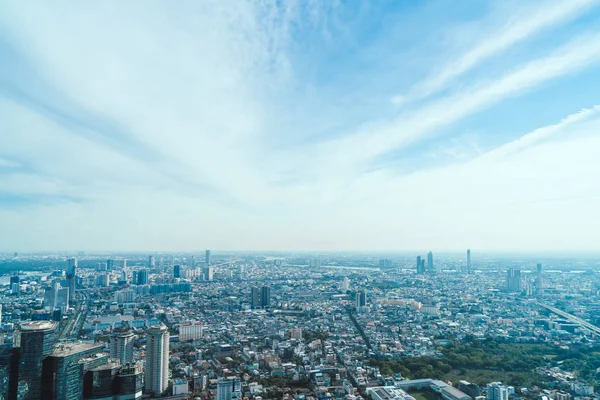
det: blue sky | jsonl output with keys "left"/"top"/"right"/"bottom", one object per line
{"left": 1, "top": 0, "right": 600, "bottom": 252}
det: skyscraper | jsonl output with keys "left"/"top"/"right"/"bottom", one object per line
{"left": 41, "top": 342, "right": 105, "bottom": 400}
{"left": 427, "top": 251, "right": 434, "bottom": 273}
{"left": 66, "top": 258, "right": 77, "bottom": 305}
{"left": 261, "top": 286, "right": 271, "bottom": 308}
{"left": 137, "top": 269, "right": 149, "bottom": 285}
{"left": 110, "top": 328, "right": 135, "bottom": 365}
{"left": 217, "top": 377, "right": 242, "bottom": 400}
{"left": 203, "top": 266, "right": 214, "bottom": 281}
{"left": 106, "top": 259, "right": 114, "bottom": 271}
{"left": 145, "top": 325, "right": 169, "bottom": 396}
{"left": 148, "top": 255, "right": 155, "bottom": 268}
{"left": 10, "top": 275, "right": 20, "bottom": 295}
{"left": 15, "top": 321, "right": 59, "bottom": 400}
{"left": 250, "top": 287, "right": 261, "bottom": 309}
{"left": 537, "top": 263, "right": 543, "bottom": 274}
{"left": 506, "top": 268, "right": 522, "bottom": 292}
{"left": 205, "top": 249, "right": 211, "bottom": 265}
{"left": 467, "top": 249, "right": 471, "bottom": 274}
{"left": 356, "top": 290, "right": 367, "bottom": 309}
{"left": 173, "top": 265, "right": 181, "bottom": 279}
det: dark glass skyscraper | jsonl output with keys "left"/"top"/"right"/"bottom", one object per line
{"left": 41, "top": 342, "right": 105, "bottom": 400}
{"left": 66, "top": 258, "right": 77, "bottom": 305}
{"left": 15, "top": 321, "right": 59, "bottom": 400}
{"left": 427, "top": 251, "right": 434, "bottom": 273}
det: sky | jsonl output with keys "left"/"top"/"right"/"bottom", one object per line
{"left": 1, "top": 0, "right": 600, "bottom": 253}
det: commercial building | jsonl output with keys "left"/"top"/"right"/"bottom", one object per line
{"left": 14, "top": 321, "right": 59, "bottom": 400}
{"left": 217, "top": 376, "right": 242, "bottom": 400}
{"left": 179, "top": 322, "right": 203, "bottom": 341}
{"left": 41, "top": 342, "right": 105, "bottom": 400}
{"left": 66, "top": 258, "right": 77, "bottom": 304}
{"left": 441, "top": 386, "right": 472, "bottom": 400}
{"left": 145, "top": 324, "right": 169, "bottom": 396}
{"left": 506, "top": 269, "right": 522, "bottom": 292}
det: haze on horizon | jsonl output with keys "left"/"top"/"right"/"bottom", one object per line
{"left": 2, "top": 0, "right": 600, "bottom": 253}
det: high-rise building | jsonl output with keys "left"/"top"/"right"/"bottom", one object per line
{"left": 467, "top": 249, "right": 471, "bottom": 274}
{"left": 261, "top": 286, "right": 271, "bottom": 308}
{"left": 173, "top": 265, "right": 181, "bottom": 279}
{"left": 106, "top": 259, "right": 114, "bottom": 271}
{"left": 217, "top": 377, "right": 242, "bottom": 400}
{"left": 250, "top": 287, "right": 261, "bottom": 309}
{"left": 15, "top": 321, "right": 59, "bottom": 400}
{"left": 110, "top": 328, "right": 135, "bottom": 365}
{"left": 290, "top": 328, "right": 303, "bottom": 340}
{"left": 43, "top": 281, "right": 69, "bottom": 311}
{"left": 66, "top": 258, "right": 77, "bottom": 305}
{"left": 137, "top": 270, "right": 149, "bottom": 285}
{"left": 416, "top": 256, "right": 426, "bottom": 274}
{"left": 145, "top": 325, "right": 169, "bottom": 396}
{"left": 41, "top": 342, "right": 105, "bottom": 400}
{"left": 205, "top": 249, "right": 211, "bottom": 265}
{"left": 0, "top": 345, "right": 18, "bottom": 400}
{"left": 84, "top": 362, "right": 143, "bottom": 400}
{"left": 537, "top": 263, "right": 543, "bottom": 274}
{"left": 189, "top": 255, "right": 196, "bottom": 267}
{"left": 427, "top": 251, "right": 434, "bottom": 273}
{"left": 148, "top": 255, "right": 155, "bottom": 268}
{"left": 506, "top": 269, "right": 522, "bottom": 292}
{"left": 356, "top": 290, "right": 367, "bottom": 309}
{"left": 10, "top": 275, "right": 20, "bottom": 295}
{"left": 378, "top": 259, "right": 392, "bottom": 268}
{"left": 487, "top": 382, "right": 509, "bottom": 400}
{"left": 341, "top": 276, "right": 350, "bottom": 291}
{"left": 203, "top": 266, "right": 214, "bottom": 281}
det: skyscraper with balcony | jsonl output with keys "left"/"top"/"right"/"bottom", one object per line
{"left": 145, "top": 324, "right": 169, "bottom": 396}
{"left": 110, "top": 328, "right": 135, "bottom": 365}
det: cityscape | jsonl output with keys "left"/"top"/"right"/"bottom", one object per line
{"left": 1, "top": 251, "right": 600, "bottom": 400}
{"left": 3, "top": 0, "right": 600, "bottom": 400}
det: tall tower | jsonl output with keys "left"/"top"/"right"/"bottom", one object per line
{"left": 66, "top": 258, "right": 77, "bottom": 305}
{"left": 205, "top": 249, "right": 211, "bottom": 265}
{"left": 110, "top": 328, "right": 135, "bottom": 365}
{"left": 15, "top": 321, "right": 59, "bottom": 400}
{"left": 506, "top": 268, "right": 522, "bottom": 292}
{"left": 427, "top": 251, "right": 434, "bottom": 273}
{"left": 145, "top": 325, "right": 169, "bottom": 396}
{"left": 261, "top": 286, "right": 271, "bottom": 308}
{"left": 148, "top": 255, "right": 155, "bottom": 268}
{"left": 106, "top": 259, "right": 114, "bottom": 271}
{"left": 250, "top": 287, "right": 261, "bottom": 309}
{"left": 467, "top": 249, "right": 471, "bottom": 274}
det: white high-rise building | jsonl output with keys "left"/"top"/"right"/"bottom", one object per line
{"left": 217, "top": 377, "right": 242, "bottom": 400}
{"left": 111, "top": 328, "right": 135, "bottom": 365}
{"left": 342, "top": 277, "right": 350, "bottom": 291}
{"left": 487, "top": 382, "right": 509, "bottom": 400}
{"left": 145, "top": 324, "right": 169, "bottom": 396}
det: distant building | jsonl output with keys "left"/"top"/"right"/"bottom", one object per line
{"left": 203, "top": 266, "right": 214, "bottom": 281}
{"left": 487, "top": 382, "right": 509, "bottom": 400}
{"left": 467, "top": 249, "right": 472, "bottom": 274}
{"left": 341, "top": 276, "right": 350, "bottom": 291}
{"left": 309, "top": 259, "right": 321, "bottom": 268}
{"left": 179, "top": 322, "right": 203, "bottom": 341}
{"left": 148, "top": 255, "right": 155, "bottom": 268}
{"left": 290, "top": 328, "right": 303, "bottom": 340}
{"left": 217, "top": 377, "right": 242, "bottom": 400}
{"left": 427, "top": 251, "right": 434, "bottom": 273}
{"left": 261, "top": 286, "right": 271, "bottom": 308}
{"left": 10, "top": 275, "right": 20, "bottom": 295}
{"left": 441, "top": 386, "right": 472, "bottom": 400}
{"left": 416, "top": 256, "right": 425, "bottom": 274}
{"left": 14, "top": 321, "right": 59, "bottom": 400}
{"left": 66, "top": 258, "right": 77, "bottom": 304}
{"left": 205, "top": 249, "right": 211, "bottom": 265}
{"left": 106, "top": 259, "right": 114, "bottom": 271}
{"left": 537, "top": 263, "right": 543, "bottom": 274}
{"left": 173, "top": 265, "right": 181, "bottom": 279}
{"left": 459, "top": 380, "right": 480, "bottom": 398}
{"left": 506, "top": 269, "right": 522, "bottom": 292}
{"left": 356, "top": 290, "right": 367, "bottom": 309}
{"left": 379, "top": 259, "right": 392, "bottom": 268}
{"left": 43, "top": 281, "right": 69, "bottom": 311}
{"left": 145, "top": 324, "right": 169, "bottom": 396}
{"left": 136, "top": 269, "right": 149, "bottom": 285}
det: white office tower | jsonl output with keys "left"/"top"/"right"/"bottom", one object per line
{"left": 342, "top": 277, "right": 350, "bottom": 291}
{"left": 487, "top": 382, "right": 509, "bottom": 400}
{"left": 217, "top": 377, "right": 242, "bottom": 400}
{"left": 145, "top": 324, "right": 169, "bottom": 396}
{"left": 111, "top": 328, "right": 135, "bottom": 364}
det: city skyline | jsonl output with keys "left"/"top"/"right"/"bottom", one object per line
{"left": 2, "top": 1, "right": 600, "bottom": 251}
